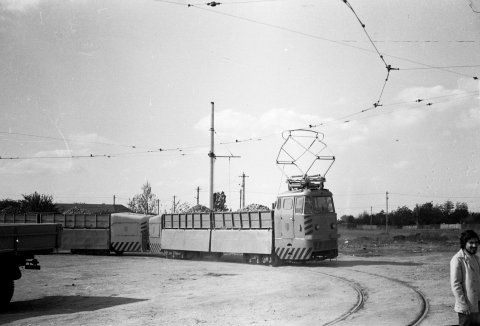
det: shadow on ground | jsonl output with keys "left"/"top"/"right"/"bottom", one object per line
{"left": 0, "top": 295, "right": 148, "bottom": 324}
{"left": 307, "top": 259, "right": 422, "bottom": 267}
{"left": 159, "top": 253, "right": 423, "bottom": 268}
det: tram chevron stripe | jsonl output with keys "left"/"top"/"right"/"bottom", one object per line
{"left": 295, "top": 248, "right": 306, "bottom": 260}
{"left": 292, "top": 248, "right": 300, "bottom": 260}
{"left": 304, "top": 219, "right": 313, "bottom": 235}
{"left": 275, "top": 246, "right": 315, "bottom": 260}
{"left": 112, "top": 241, "right": 142, "bottom": 252}
{"left": 306, "top": 247, "right": 312, "bottom": 257}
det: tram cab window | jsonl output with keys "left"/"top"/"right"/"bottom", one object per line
{"left": 304, "top": 196, "right": 335, "bottom": 214}
{"left": 283, "top": 198, "right": 293, "bottom": 210}
{"left": 295, "top": 197, "right": 304, "bottom": 214}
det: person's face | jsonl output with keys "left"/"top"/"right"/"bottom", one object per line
{"left": 465, "top": 238, "right": 479, "bottom": 255}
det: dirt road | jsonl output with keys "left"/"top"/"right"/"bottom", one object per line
{"left": 0, "top": 246, "right": 458, "bottom": 326}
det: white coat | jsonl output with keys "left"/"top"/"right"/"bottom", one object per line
{"left": 450, "top": 249, "right": 480, "bottom": 313}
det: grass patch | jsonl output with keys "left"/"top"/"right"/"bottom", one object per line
{"left": 338, "top": 228, "right": 460, "bottom": 256}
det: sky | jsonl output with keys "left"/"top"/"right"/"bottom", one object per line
{"left": 0, "top": 0, "right": 479, "bottom": 216}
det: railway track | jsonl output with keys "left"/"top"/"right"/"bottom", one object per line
{"left": 321, "top": 273, "right": 366, "bottom": 326}
{"left": 350, "top": 269, "right": 429, "bottom": 326}
{"left": 298, "top": 267, "right": 429, "bottom": 326}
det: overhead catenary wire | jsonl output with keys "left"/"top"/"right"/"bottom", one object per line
{"left": 0, "top": 130, "right": 264, "bottom": 160}
{"left": 190, "top": 0, "right": 282, "bottom": 5}
{"left": 389, "top": 192, "right": 480, "bottom": 200}
{"left": 179, "top": 1, "right": 478, "bottom": 82}
{"left": 341, "top": 0, "right": 400, "bottom": 107}
{"left": 2, "top": 88, "right": 477, "bottom": 161}
{"left": 308, "top": 89, "right": 479, "bottom": 128}
{"left": 401, "top": 64, "right": 480, "bottom": 71}
{"left": 0, "top": 131, "right": 184, "bottom": 152}
{"left": 0, "top": 151, "right": 197, "bottom": 160}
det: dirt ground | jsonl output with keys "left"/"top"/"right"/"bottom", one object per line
{"left": 0, "top": 233, "right": 462, "bottom": 326}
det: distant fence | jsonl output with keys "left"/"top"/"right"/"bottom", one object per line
{"left": 339, "top": 223, "right": 464, "bottom": 230}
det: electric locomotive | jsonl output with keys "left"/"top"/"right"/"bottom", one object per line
{"left": 273, "top": 175, "right": 338, "bottom": 264}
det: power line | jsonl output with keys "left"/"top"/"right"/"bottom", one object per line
{"left": 183, "top": 2, "right": 479, "bottom": 81}
{"left": 0, "top": 130, "right": 262, "bottom": 152}
{"left": 190, "top": 0, "right": 283, "bottom": 5}
{"left": 155, "top": 0, "right": 284, "bottom": 5}
{"left": 342, "top": 40, "right": 480, "bottom": 44}
{"left": 401, "top": 64, "right": 480, "bottom": 71}
{"left": 308, "top": 89, "right": 479, "bottom": 128}
{"left": 389, "top": 192, "right": 480, "bottom": 200}
{"left": 0, "top": 150, "right": 199, "bottom": 160}
{"left": 342, "top": 0, "right": 400, "bottom": 107}
{"left": 5, "top": 87, "right": 472, "bottom": 161}
{"left": 0, "top": 131, "right": 142, "bottom": 150}
{"left": 153, "top": 0, "right": 189, "bottom": 6}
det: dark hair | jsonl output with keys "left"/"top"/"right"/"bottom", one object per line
{"left": 460, "top": 230, "right": 479, "bottom": 249}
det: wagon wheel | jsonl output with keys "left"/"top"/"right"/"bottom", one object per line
{"left": 212, "top": 252, "right": 223, "bottom": 261}
{"left": 111, "top": 245, "right": 124, "bottom": 255}
{"left": 271, "top": 252, "right": 282, "bottom": 267}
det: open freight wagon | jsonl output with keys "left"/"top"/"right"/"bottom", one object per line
{"left": 1, "top": 212, "right": 151, "bottom": 254}
{"left": 149, "top": 211, "right": 275, "bottom": 263}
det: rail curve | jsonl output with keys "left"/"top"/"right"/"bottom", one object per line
{"left": 320, "top": 273, "right": 366, "bottom": 326}
{"left": 300, "top": 267, "right": 429, "bottom": 326}
{"left": 349, "top": 269, "right": 429, "bottom": 326}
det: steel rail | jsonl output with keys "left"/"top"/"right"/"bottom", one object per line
{"left": 349, "top": 269, "right": 429, "bottom": 326}
{"left": 295, "top": 268, "right": 366, "bottom": 326}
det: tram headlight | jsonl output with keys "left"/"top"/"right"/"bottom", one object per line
{"left": 330, "top": 223, "right": 336, "bottom": 229}
{"left": 315, "top": 224, "right": 320, "bottom": 231}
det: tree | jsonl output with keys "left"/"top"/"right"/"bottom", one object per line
{"left": 128, "top": 181, "right": 158, "bottom": 215}
{"left": 468, "top": 212, "right": 480, "bottom": 224}
{"left": 373, "top": 210, "right": 386, "bottom": 226}
{"left": 340, "top": 215, "right": 355, "bottom": 224}
{"left": 413, "top": 202, "right": 443, "bottom": 225}
{"left": 356, "top": 211, "right": 371, "bottom": 225}
{"left": 451, "top": 202, "right": 469, "bottom": 224}
{"left": 441, "top": 200, "right": 454, "bottom": 216}
{"left": 0, "top": 199, "right": 22, "bottom": 214}
{"left": 21, "top": 192, "right": 58, "bottom": 213}
{"left": 390, "top": 206, "right": 414, "bottom": 226}
{"left": 213, "top": 191, "right": 228, "bottom": 212}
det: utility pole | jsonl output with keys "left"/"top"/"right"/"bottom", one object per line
{"left": 173, "top": 195, "right": 176, "bottom": 213}
{"left": 239, "top": 172, "right": 249, "bottom": 209}
{"left": 113, "top": 195, "right": 116, "bottom": 213}
{"left": 415, "top": 204, "right": 419, "bottom": 227}
{"left": 386, "top": 191, "right": 389, "bottom": 234}
{"left": 239, "top": 188, "right": 242, "bottom": 210}
{"left": 370, "top": 206, "right": 372, "bottom": 225}
{"left": 209, "top": 102, "right": 215, "bottom": 211}
{"left": 207, "top": 102, "right": 240, "bottom": 211}
{"left": 195, "top": 186, "right": 200, "bottom": 206}
{"left": 157, "top": 199, "right": 160, "bottom": 215}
